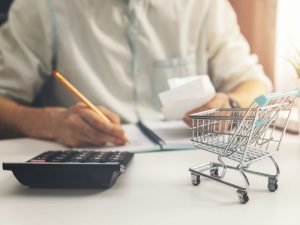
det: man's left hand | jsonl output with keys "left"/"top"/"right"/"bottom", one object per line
{"left": 183, "top": 92, "right": 231, "bottom": 126}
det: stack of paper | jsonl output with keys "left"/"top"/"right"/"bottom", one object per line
{"left": 159, "top": 75, "right": 216, "bottom": 120}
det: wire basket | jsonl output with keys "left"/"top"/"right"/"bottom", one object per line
{"left": 189, "top": 89, "right": 300, "bottom": 203}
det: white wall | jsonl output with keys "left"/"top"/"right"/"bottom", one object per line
{"left": 275, "top": 0, "right": 300, "bottom": 90}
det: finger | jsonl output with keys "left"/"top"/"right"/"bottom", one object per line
{"left": 183, "top": 115, "right": 192, "bottom": 127}
{"left": 71, "top": 103, "right": 127, "bottom": 143}
{"left": 81, "top": 126, "right": 126, "bottom": 146}
{"left": 69, "top": 140, "right": 92, "bottom": 148}
{"left": 68, "top": 115, "right": 126, "bottom": 146}
{"left": 85, "top": 142, "right": 106, "bottom": 148}
{"left": 183, "top": 100, "right": 217, "bottom": 126}
{"left": 92, "top": 110, "right": 127, "bottom": 142}
{"left": 59, "top": 132, "right": 92, "bottom": 148}
{"left": 64, "top": 114, "right": 102, "bottom": 146}
{"left": 98, "top": 106, "right": 121, "bottom": 124}
{"left": 187, "top": 102, "right": 213, "bottom": 115}
{"left": 75, "top": 106, "right": 125, "bottom": 138}
{"left": 184, "top": 94, "right": 224, "bottom": 119}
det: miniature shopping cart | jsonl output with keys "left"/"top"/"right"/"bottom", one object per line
{"left": 189, "top": 89, "right": 300, "bottom": 204}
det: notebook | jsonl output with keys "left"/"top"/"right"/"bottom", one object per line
{"left": 99, "top": 121, "right": 195, "bottom": 153}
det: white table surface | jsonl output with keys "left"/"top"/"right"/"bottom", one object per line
{"left": 1, "top": 134, "right": 300, "bottom": 225}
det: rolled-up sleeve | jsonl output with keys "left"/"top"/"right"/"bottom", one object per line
{"left": 207, "top": 0, "right": 272, "bottom": 93}
{"left": 0, "top": 0, "right": 51, "bottom": 104}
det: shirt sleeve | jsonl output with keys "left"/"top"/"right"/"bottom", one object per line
{"left": 206, "top": 0, "right": 273, "bottom": 93}
{"left": 0, "top": 0, "right": 52, "bottom": 104}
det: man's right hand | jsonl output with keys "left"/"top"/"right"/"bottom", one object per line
{"left": 51, "top": 103, "right": 127, "bottom": 147}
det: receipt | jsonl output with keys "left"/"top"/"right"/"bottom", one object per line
{"left": 159, "top": 75, "right": 216, "bottom": 120}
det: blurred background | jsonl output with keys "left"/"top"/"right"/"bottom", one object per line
{"left": 0, "top": 0, "right": 299, "bottom": 92}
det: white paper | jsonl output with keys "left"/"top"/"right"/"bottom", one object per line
{"left": 277, "top": 107, "right": 299, "bottom": 133}
{"left": 168, "top": 76, "right": 202, "bottom": 89}
{"left": 159, "top": 75, "right": 216, "bottom": 120}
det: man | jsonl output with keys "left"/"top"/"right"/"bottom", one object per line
{"left": 0, "top": 0, "right": 271, "bottom": 147}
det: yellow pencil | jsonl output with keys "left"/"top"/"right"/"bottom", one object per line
{"left": 53, "top": 71, "right": 128, "bottom": 143}
{"left": 53, "top": 71, "right": 111, "bottom": 124}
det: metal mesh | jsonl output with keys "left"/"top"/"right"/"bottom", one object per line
{"left": 190, "top": 95, "right": 295, "bottom": 165}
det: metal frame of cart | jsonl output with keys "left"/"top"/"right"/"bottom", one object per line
{"left": 189, "top": 89, "right": 300, "bottom": 203}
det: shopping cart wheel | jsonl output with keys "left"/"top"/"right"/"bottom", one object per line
{"left": 237, "top": 190, "right": 249, "bottom": 204}
{"left": 210, "top": 168, "right": 219, "bottom": 177}
{"left": 267, "top": 178, "right": 278, "bottom": 192}
{"left": 191, "top": 173, "right": 200, "bottom": 186}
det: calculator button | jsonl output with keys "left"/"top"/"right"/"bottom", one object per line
{"left": 108, "top": 152, "right": 130, "bottom": 164}
{"left": 28, "top": 151, "right": 60, "bottom": 163}
{"left": 88, "top": 152, "right": 112, "bottom": 163}
{"left": 68, "top": 151, "right": 95, "bottom": 162}
{"left": 47, "top": 151, "right": 78, "bottom": 162}
{"left": 27, "top": 150, "right": 133, "bottom": 165}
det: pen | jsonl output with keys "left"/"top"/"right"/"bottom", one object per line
{"left": 52, "top": 71, "right": 128, "bottom": 142}
{"left": 136, "top": 120, "right": 165, "bottom": 147}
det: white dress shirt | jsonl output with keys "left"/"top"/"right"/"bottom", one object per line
{"left": 0, "top": 0, "right": 272, "bottom": 122}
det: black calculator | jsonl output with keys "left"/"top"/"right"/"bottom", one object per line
{"left": 3, "top": 150, "right": 134, "bottom": 188}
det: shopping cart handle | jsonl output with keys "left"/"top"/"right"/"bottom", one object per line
{"left": 255, "top": 88, "right": 300, "bottom": 107}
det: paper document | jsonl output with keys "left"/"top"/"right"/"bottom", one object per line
{"left": 277, "top": 107, "right": 299, "bottom": 134}
{"left": 159, "top": 75, "right": 216, "bottom": 120}
{"left": 99, "top": 121, "right": 195, "bottom": 153}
